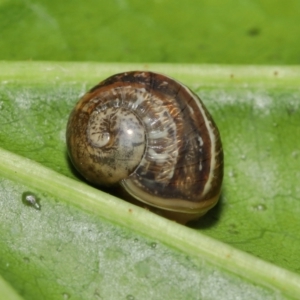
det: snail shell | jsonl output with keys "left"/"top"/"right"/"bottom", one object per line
{"left": 66, "top": 71, "right": 223, "bottom": 224}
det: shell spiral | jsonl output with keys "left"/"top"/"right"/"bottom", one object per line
{"left": 66, "top": 71, "right": 223, "bottom": 223}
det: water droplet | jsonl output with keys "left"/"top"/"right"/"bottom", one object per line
{"left": 126, "top": 295, "right": 135, "bottom": 300}
{"left": 22, "top": 192, "right": 41, "bottom": 210}
{"left": 150, "top": 242, "right": 157, "bottom": 249}
{"left": 253, "top": 204, "right": 267, "bottom": 211}
{"left": 62, "top": 293, "right": 70, "bottom": 299}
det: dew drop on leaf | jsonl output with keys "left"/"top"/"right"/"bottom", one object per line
{"left": 150, "top": 242, "right": 157, "bottom": 249}
{"left": 253, "top": 204, "right": 267, "bottom": 211}
{"left": 22, "top": 191, "right": 41, "bottom": 210}
{"left": 62, "top": 293, "right": 70, "bottom": 299}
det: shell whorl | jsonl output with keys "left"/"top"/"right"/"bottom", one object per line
{"left": 67, "top": 71, "right": 223, "bottom": 219}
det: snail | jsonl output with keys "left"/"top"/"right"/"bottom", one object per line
{"left": 66, "top": 71, "right": 223, "bottom": 224}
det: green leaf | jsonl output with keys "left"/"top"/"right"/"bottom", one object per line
{"left": 0, "top": 62, "right": 300, "bottom": 299}
{"left": 1, "top": 1, "right": 300, "bottom": 64}
{"left": 0, "top": 275, "right": 24, "bottom": 300}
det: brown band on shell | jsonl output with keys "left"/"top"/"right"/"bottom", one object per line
{"left": 116, "top": 72, "right": 223, "bottom": 213}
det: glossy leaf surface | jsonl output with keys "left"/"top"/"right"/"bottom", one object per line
{"left": 0, "top": 63, "right": 300, "bottom": 299}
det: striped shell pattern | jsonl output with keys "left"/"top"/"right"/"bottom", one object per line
{"left": 66, "top": 71, "right": 223, "bottom": 223}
